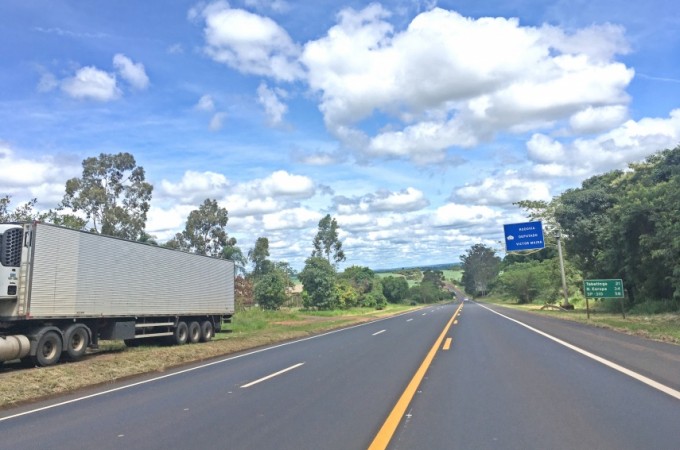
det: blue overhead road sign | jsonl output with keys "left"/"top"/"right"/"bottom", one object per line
{"left": 504, "top": 221, "right": 545, "bottom": 251}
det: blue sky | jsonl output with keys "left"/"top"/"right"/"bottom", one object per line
{"left": 1, "top": 0, "right": 679, "bottom": 271}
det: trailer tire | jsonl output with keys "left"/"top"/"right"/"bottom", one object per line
{"left": 172, "top": 321, "right": 188, "bottom": 345}
{"left": 33, "top": 331, "right": 63, "bottom": 367}
{"left": 187, "top": 321, "right": 201, "bottom": 344}
{"left": 200, "top": 320, "right": 214, "bottom": 342}
{"left": 64, "top": 324, "right": 90, "bottom": 360}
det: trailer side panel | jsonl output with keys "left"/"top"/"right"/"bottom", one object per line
{"left": 24, "top": 223, "right": 234, "bottom": 318}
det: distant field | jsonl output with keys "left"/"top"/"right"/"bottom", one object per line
{"left": 442, "top": 269, "right": 463, "bottom": 283}
{"left": 375, "top": 272, "right": 419, "bottom": 287}
{"left": 375, "top": 268, "right": 462, "bottom": 286}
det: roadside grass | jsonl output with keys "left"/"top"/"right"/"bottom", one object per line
{"left": 481, "top": 296, "right": 680, "bottom": 344}
{"left": 0, "top": 304, "right": 419, "bottom": 409}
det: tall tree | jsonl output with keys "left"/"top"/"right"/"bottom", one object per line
{"left": 311, "top": 214, "right": 346, "bottom": 264}
{"left": 460, "top": 244, "right": 501, "bottom": 296}
{"left": 248, "top": 237, "right": 271, "bottom": 277}
{"left": 60, "top": 152, "right": 152, "bottom": 240}
{"left": 165, "top": 198, "right": 240, "bottom": 258}
{"left": 299, "top": 256, "right": 338, "bottom": 310}
{"left": 1, "top": 195, "right": 38, "bottom": 222}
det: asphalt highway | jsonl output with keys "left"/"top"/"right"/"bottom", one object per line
{"left": 1, "top": 301, "right": 679, "bottom": 450}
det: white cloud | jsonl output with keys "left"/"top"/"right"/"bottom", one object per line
{"left": 0, "top": 144, "right": 80, "bottom": 208}
{"left": 333, "top": 187, "right": 429, "bottom": 214}
{"left": 529, "top": 109, "right": 680, "bottom": 178}
{"left": 197, "top": 2, "right": 303, "bottom": 81}
{"left": 61, "top": 66, "right": 121, "bottom": 101}
{"left": 452, "top": 173, "right": 552, "bottom": 205}
{"left": 299, "top": 6, "right": 633, "bottom": 165}
{"left": 159, "top": 170, "right": 230, "bottom": 202}
{"left": 257, "top": 82, "right": 287, "bottom": 126}
{"left": 196, "top": 94, "right": 215, "bottom": 112}
{"left": 209, "top": 112, "right": 227, "bottom": 130}
{"left": 527, "top": 134, "right": 567, "bottom": 163}
{"left": 113, "top": 54, "right": 150, "bottom": 90}
{"left": 262, "top": 207, "right": 321, "bottom": 230}
{"left": 431, "top": 203, "right": 501, "bottom": 228}
{"left": 246, "top": 170, "right": 315, "bottom": 198}
{"left": 223, "top": 194, "right": 281, "bottom": 216}
{"left": 569, "top": 105, "right": 628, "bottom": 134}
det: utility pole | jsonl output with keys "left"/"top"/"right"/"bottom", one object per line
{"left": 556, "top": 232, "right": 571, "bottom": 309}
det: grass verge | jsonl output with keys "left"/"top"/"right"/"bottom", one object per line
{"left": 0, "top": 304, "right": 419, "bottom": 409}
{"left": 481, "top": 297, "right": 680, "bottom": 344}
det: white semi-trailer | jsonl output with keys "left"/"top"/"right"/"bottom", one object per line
{"left": 0, "top": 222, "right": 234, "bottom": 367}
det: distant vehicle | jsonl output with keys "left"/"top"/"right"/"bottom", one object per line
{"left": 0, "top": 222, "right": 234, "bottom": 367}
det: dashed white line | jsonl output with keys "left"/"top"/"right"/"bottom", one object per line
{"left": 406, "top": 318, "right": 413, "bottom": 322}
{"left": 241, "top": 363, "right": 305, "bottom": 389}
{"left": 373, "top": 330, "right": 386, "bottom": 336}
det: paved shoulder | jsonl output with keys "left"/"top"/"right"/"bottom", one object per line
{"left": 478, "top": 302, "right": 680, "bottom": 392}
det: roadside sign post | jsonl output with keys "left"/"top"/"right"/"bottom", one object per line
{"left": 583, "top": 279, "right": 625, "bottom": 319}
{"left": 503, "top": 221, "right": 572, "bottom": 308}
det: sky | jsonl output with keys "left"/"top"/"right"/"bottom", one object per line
{"left": 1, "top": 0, "right": 679, "bottom": 271}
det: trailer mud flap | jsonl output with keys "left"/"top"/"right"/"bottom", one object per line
{"left": 99, "top": 321, "right": 135, "bottom": 340}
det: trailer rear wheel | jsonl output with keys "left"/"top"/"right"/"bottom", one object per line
{"left": 33, "top": 331, "right": 63, "bottom": 367}
{"left": 187, "top": 321, "right": 201, "bottom": 344}
{"left": 172, "top": 321, "right": 188, "bottom": 345}
{"left": 64, "top": 324, "right": 90, "bottom": 360}
{"left": 200, "top": 320, "right": 214, "bottom": 342}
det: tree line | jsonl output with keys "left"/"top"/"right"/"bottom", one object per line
{"left": 2, "top": 152, "right": 454, "bottom": 312}
{"left": 459, "top": 145, "right": 680, "bottom": 313}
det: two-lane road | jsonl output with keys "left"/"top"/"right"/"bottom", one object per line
{"left": 1, "top": 301, "right": 679, "bottom": 450}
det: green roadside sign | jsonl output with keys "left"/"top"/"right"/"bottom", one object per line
{"left": 583, "top": 279, "right": 624, "bottom": 298}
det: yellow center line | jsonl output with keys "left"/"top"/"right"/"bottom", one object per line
{"left": 368, "top": 302, "right": 464, "bottom": 450}
{"left": 442, "top": 337, "right": 452, "bottom": 350}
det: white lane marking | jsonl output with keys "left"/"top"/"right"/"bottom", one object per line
{"left": 373, "top": 330, "right": 386, "bottom": 336}
{"left": 406, "top": 318, "right": 413, "bottom": 322}
{"left": 477, "top": 303, "right": 680, "bottom": 401}
{"left": 422, "top": 313, "right": 427, "bottom": 316}
{"left": 240, "top": 363, "right": 305, "bottom": 389}
{"left": 0, "top": 307, "right": 421, "bottom": 423}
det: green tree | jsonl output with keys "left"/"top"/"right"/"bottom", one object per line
{"left": 408, "top": 281, "right": 441, "bottom": 304}
{"left": 311, "top": 214, "right": 346, "bottom": 264}
{"left": 460, "top": 244, "right": 501, "bottom": 296}
{"left": 61, "top": 152, "right": 153, "bottom": 240}
{"left": 1, "top": 195, "right": 39, "bottom": 222}
{"left": 223, "top": 245, "right": 247, "bottom": 275}
{"left": 299, "top": 256, "right": 338, "bottom": 310}
{"left": 422, "top": 270, "right": 445, "bottom": 289}
{"left": 248, "top": 237, "right": 271, "bottom": 277}
{"left": 495, "top": 260, "right": 550, "bottom": 304}
{"left": 165, "top": 198, "right": 240, "bottom": 258}
{"left": 340, "top": 266, "right": 374, "bottom": 294}
{"left": 334, "top": 278, "right": 359, "bottom": 309}
{"left": 361, "top": 279, "right": 387, "bottom": 309}
{"left": 253, "top": 268, "right": 289, "bottom": 310}
{"left": 381, "top": 276, "right": 409, "bottom": 303}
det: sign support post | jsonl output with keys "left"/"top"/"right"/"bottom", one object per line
{"left": 556, "top": 233, "right": 570, "bottom": 309}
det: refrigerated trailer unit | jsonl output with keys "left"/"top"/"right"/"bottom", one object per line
{"left": 0, "top": 222, "right": 235, "bottom": 366}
